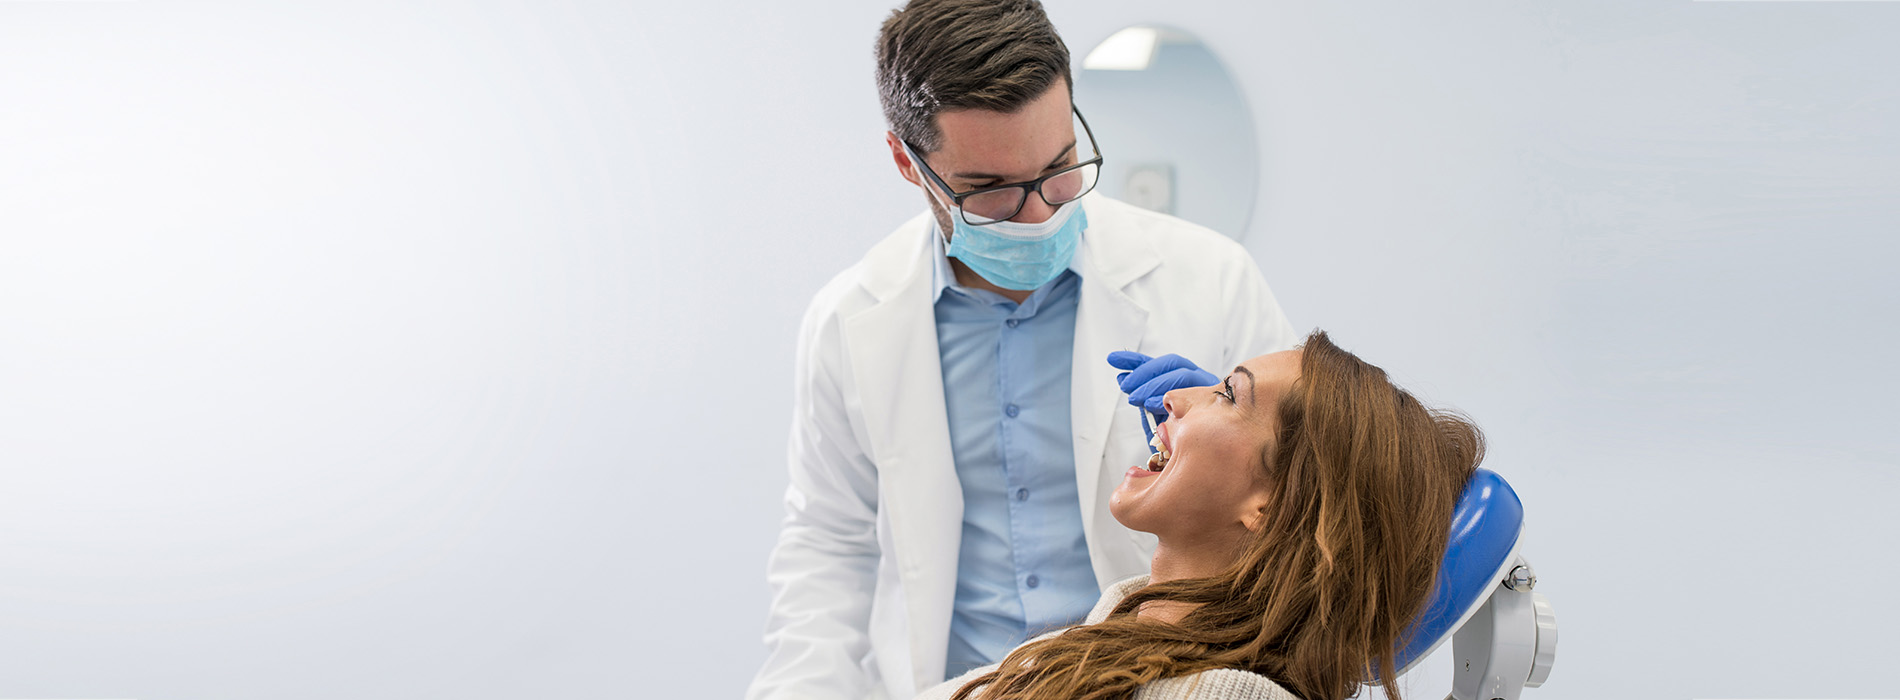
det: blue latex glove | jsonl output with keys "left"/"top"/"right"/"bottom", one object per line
{"left": 1105, "top": 351, "right": 1219, "bottom": 421}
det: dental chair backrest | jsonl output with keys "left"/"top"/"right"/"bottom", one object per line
{"left": 1387, "top": 468, "right": 1557, "bottom": 700}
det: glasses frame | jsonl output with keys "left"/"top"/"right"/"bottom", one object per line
{"left": 902, "top": 106, "right": 1105, "bottom": 227}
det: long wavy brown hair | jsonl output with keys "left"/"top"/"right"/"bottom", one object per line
{"left": 950, "top": 331, "right": 1484, "bottom": 700}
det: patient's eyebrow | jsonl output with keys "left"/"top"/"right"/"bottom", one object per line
{"left": 1233, "top": 366, "right": 1257, "bottom": 406}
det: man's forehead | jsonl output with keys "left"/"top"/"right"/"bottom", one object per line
{"left": 928, "top": 88, "right": 1075, "bottom": 173}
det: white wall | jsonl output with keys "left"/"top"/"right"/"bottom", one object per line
{"left": 1078, "top": 39, "right": 1260, "bottom": 237}
{"left": 1, "top": 1, "right": 1894, "bottom": 699}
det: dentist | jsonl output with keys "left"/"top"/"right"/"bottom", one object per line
{"left": 748, "top": 1, "right": 1296, "bottom": 698}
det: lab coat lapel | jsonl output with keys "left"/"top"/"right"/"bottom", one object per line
{"left": 840, "top": 222, "right": 960, "bottom": 691}
{"left": 1068, "top": 202, "right": 1156, "bottom": 586}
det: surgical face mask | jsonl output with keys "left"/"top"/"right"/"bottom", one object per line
{"left": 942, "top": 199, "right": 1088, "bottom": 291}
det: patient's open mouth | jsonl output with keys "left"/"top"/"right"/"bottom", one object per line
{"left": 1140, "top": 410, "right": 1173, "bottom": 472}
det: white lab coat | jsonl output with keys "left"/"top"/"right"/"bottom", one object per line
{"left": 749, "top": 195, "right": 1296, "bottom": 700}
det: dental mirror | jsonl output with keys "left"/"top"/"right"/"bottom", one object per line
{"left": 1074, "top": 26, "right": 1259, "bottom": 241}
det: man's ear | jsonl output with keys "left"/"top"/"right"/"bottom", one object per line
{"left": 886, "top": 132, "right": 924, "bottom": 188}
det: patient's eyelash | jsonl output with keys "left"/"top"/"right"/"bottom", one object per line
{"left": 1218, "top": 379, "right": 1236, "bottom": 403}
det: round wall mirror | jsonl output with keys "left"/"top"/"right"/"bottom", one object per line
{"left": 1074, "top": 26, "right": 1258, "bottom": 241}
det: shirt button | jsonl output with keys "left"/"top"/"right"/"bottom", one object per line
{"left": 1006, "top": 318, "right": 1019, "bottom": 328}
{"left": 1025, "top": 574, "right": 1040, "bottom": 589}
{"left": 1005, "top": 404, "right": 1020, "bottom": 418}
{"left": 1015, "top": 488, "right": 1029, "bottom": 501}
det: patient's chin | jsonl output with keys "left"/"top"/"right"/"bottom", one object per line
{"left": 1109, "top": 487, "right": 1159, "bottom": 534}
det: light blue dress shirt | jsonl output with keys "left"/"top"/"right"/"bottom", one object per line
{"left": 931, "top": 232, "right": 1100, "bottom": 679}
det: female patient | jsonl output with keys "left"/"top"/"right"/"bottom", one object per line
{"left": 918, "top": 331, "right": 1484, "bottom": 700}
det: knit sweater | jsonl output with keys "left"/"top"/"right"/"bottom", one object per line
{"left": 911, "top": 576, "right": 1300, "bottom": 700}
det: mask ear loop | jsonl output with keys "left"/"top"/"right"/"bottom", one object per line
{"left": 904, "top": 143, "right": 963, "bottom": 244}
{"left": 927, "top": 188, "right": 958, "bottom": 248}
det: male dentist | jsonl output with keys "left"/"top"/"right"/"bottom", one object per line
{"left": 748, "top": 1, "right": 1296, "bottom": 698}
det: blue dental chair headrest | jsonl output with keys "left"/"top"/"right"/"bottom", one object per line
{"left": 1392, "top": 468, "right": 1524, "bottom": 675}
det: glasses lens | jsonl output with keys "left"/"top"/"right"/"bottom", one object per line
{"left": 961, "top": 188, "right": 1029, "bottom": 225}
{"left": 1038, "top": 162, "right": 1100, "bottom": 206}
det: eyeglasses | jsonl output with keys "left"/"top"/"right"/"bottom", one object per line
{"left": 902, "top": 106, "right": 1104, "bottom": 226}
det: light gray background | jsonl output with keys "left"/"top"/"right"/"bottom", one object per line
{"left": 1079, "top": 36, "right": 1260, "bottom": 238}
{"left": 2, "top": 1, "right": 1895, "bottom": 699}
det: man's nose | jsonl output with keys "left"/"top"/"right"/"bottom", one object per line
{"left": 1010, "top": 192, "right": 1058, "bottom": 224}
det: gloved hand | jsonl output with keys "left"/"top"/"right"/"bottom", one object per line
{"left": 1105, "top": 351, "right": 1219, "bottom": 421}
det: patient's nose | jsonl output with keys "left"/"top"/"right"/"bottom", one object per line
{"left": 1162, "top": 391, "right": 1187, "bottom": 419}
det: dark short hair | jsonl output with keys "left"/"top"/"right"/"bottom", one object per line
{"left": 874, "top": 0, "right": 1072, "bottom": 153}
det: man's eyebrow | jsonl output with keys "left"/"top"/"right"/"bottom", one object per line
{"left": 947, "top": 139, "right": 1078, "bottom": 182}
{"left": 1044, "top": 140, "right": 1078, "bottom": 169}
{"left": 1233, "top": 366, "right": 1257, "bottom": 406}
